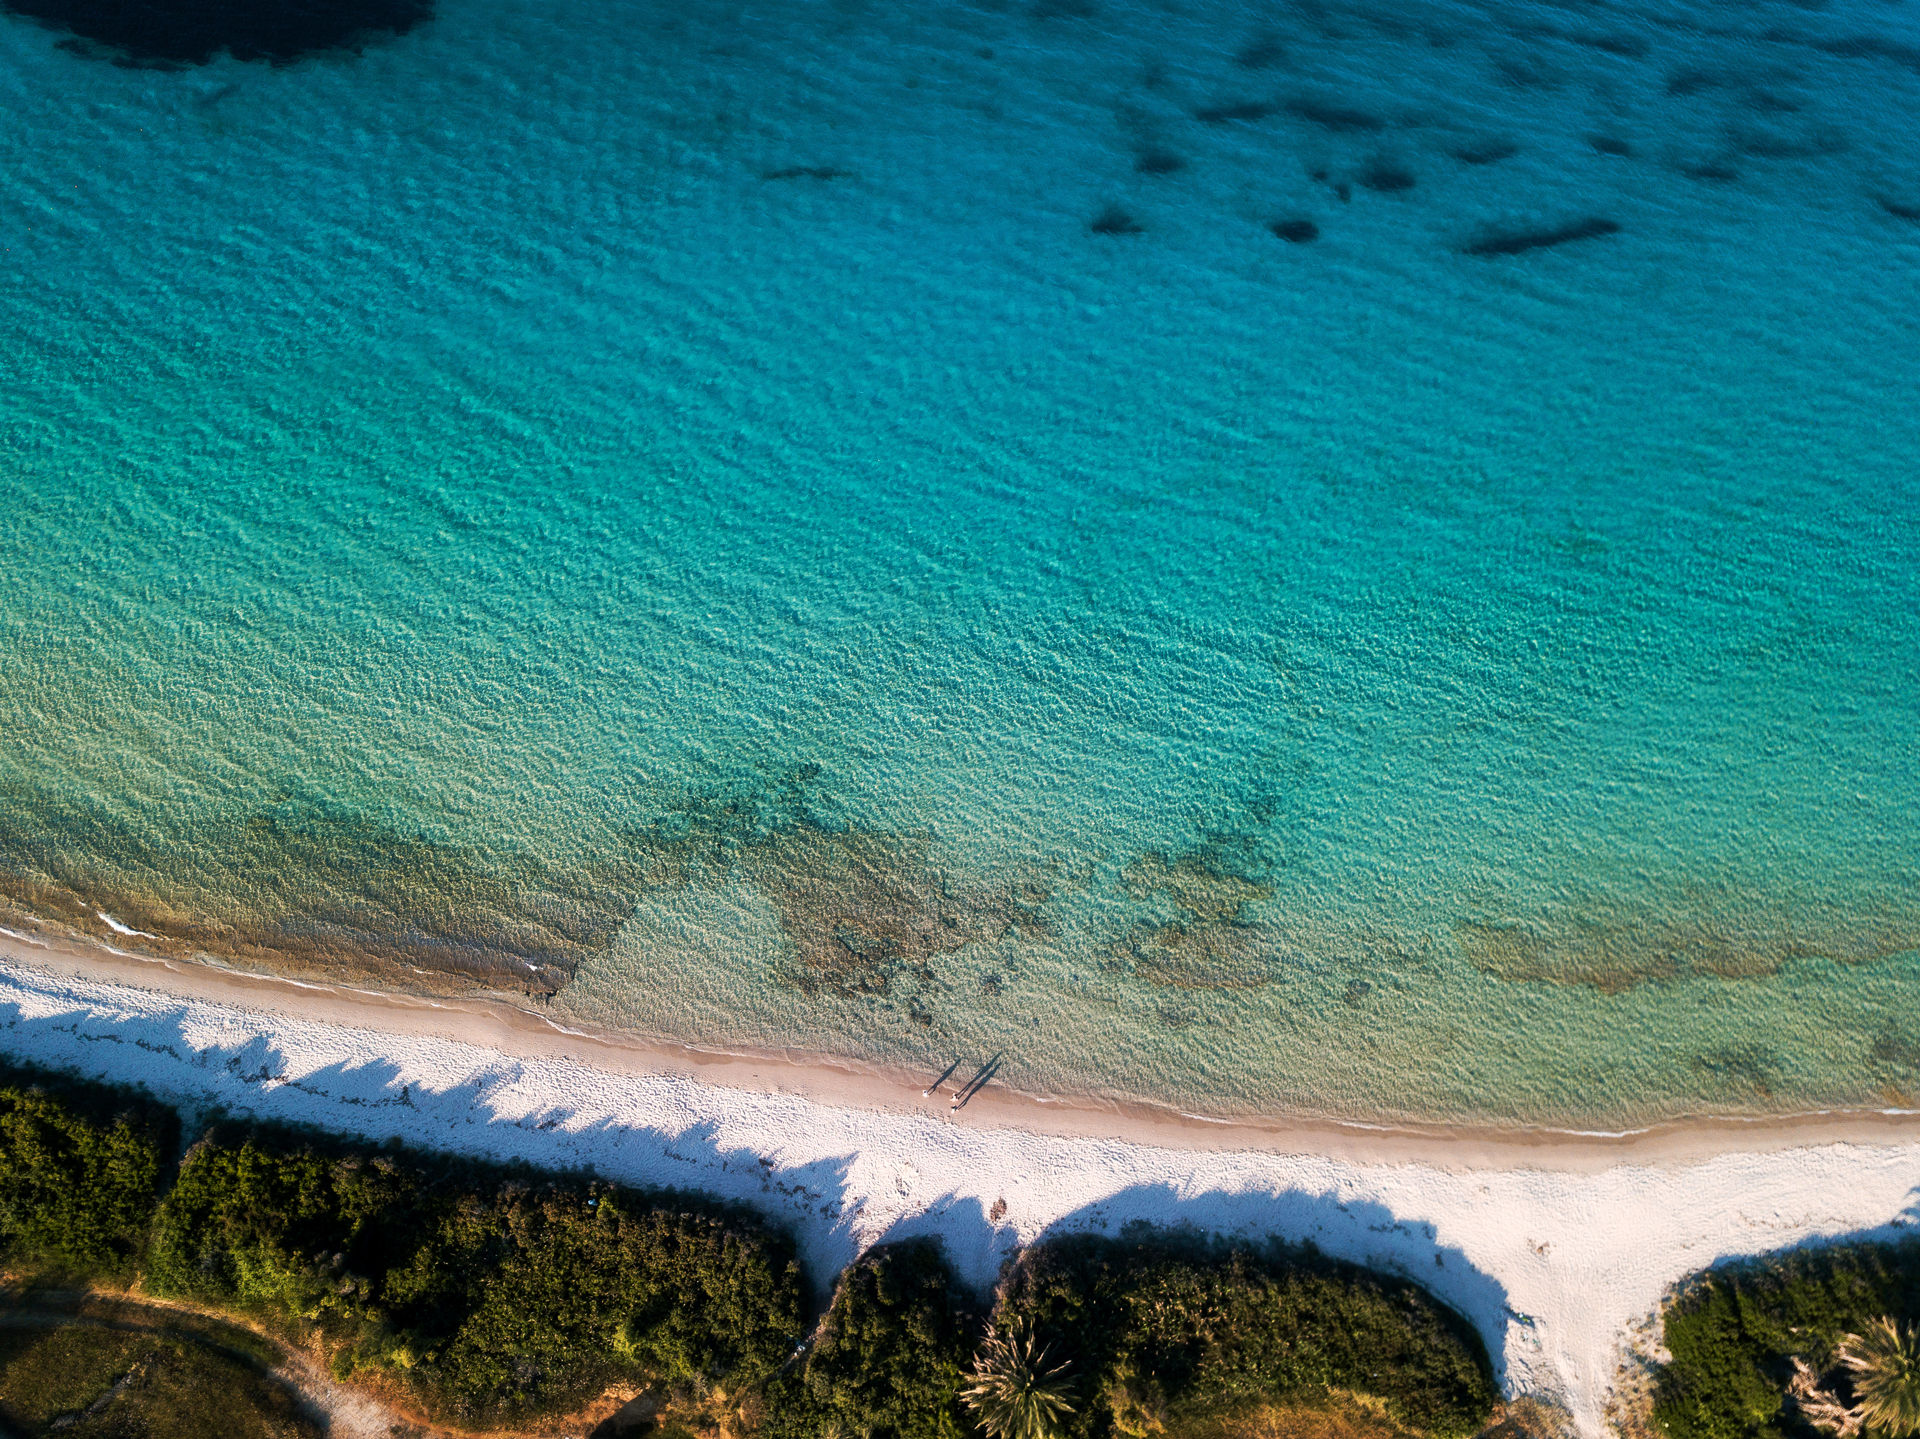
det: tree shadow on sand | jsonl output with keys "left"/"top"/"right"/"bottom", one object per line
{"left": 874, "top": 1186, "right": 1517, "bottom": 1387}
{"left": 0, "top": 990, "right": 1512, "bottom": 1372}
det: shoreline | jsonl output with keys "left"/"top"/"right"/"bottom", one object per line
{"left": 3, "top": 926, "right": 1917, "bottom": 1170}
{"left": 5, "top": 925, "right": 1920, "bottom": 1438}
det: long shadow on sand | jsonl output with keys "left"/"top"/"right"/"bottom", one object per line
{"left": 0, "top": 986, "right": 1513, "bottom": 1372}
{"left": 1690, "top": 1194, "right": 1920, "bottom": 1280}
{"left": 872, "top": 1186, "right": 1517, "bottom": 1387}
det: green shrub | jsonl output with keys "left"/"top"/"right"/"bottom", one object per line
{"left": 0, "top": 1062, "right": 176, "bottom": 1274}
{"left": 149, "top": 1123, "right": 805, "bottom": 1425}
{"left": 963, "top": 1323, "right": 1079, "bottom": 1439}
{"left": 0, "top": 1316, "right": 320, "bottom": 1438}
{"left": 0, "top": 1062, "right": 1507, "bottom": 1439}
{"left": 763, "top": 1238, "right": 974, "bottom": 1439}
{"left": 990, "top": 1229, "right": 1497, "bottom": 1439}
{"left": 1655, "top": 1238, "right": 1920, "bottom": 1439}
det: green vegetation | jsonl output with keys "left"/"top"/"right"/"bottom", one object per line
{"left": 753, "top": 1227, "right": 1494, "bottom": 1439}
{"left": 763, "top": 1238, "right": 974, "bottom": 1439}
{"left": 964, "top": 1323, "right": 1079, "bottom": 1439}
{"left": 0, "top": 1064, "right": 175, "bottom": 1276}
{"left": 1839, "top": 1318, "right": 1920, "bottom": 1436}
{"left": 148, "top": 1123, "right": 805, "bottom": 1426}
{"left": 1145, "top": 1398, "right": 1430, "bottom": 1439}
{"left": 1655, "top": 1238, "right": 1920, "bottom": 1439}
{"left": 990, "top": 1231, "right": 1497, "bottom": 1439}
{"left": 0, "top": 1058, "right": 1499, "bottom": 1439}
{"left": 0, "top": 1316, "right": 317, "bottom": 1439}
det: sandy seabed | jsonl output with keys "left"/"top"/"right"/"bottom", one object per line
{"left": 2, "top": 928, "right": 1918, "bottom": 1438}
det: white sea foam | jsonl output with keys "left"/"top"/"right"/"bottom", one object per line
{"left": 95, "top": 912, "right": 158, "bottom": 939}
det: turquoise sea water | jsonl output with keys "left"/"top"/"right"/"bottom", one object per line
{"left": 1, "top": 0, "right": 1917, "bottom": 1126}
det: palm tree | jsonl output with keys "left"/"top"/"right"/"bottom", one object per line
{"left": 962, "top": 1325, "right": 1077, "bottom": 1439}
{"left": 1790, "top": 1356, "right": 1862, "bottom": 1438}
{"left": 1840, "top": 1319, "right": 1920, "bottom": 1438}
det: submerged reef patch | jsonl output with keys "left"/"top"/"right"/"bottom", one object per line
{"left": 762, "top": 166, "right": 851, "bottom": 181}
{"left": 623, "top": 788, "right": 1048, "bottom": 1000}
{"left": 1090, "top": 205, "right": 1145, "bottom": 234}
{"left": 1196, "top": 100, "right": 1280, "bottom": 123}
{"left": 1234, "top": 34, "right": 1286, "bottom": 69}
{"left": 1572, "top": 31, "right": 1651, "bottom": 60}
{"left": 1665, "top": 66, "right": 1722, "bottom": 97}
{"left": 1462, "top": 217, "right": 1621, "bottom": 256}
{"left": 1689, "top": 1043, "right": 1781, "bottom": 1099}
{"left": 1285, "top": 98, "right": 1386, "bottom": 132}
{"left": 1682, "top": 158, "right": 1742, "bottom": 182}
{"left": 4, "top": 0, "right": 430, "bottom": 66}
{"left": 1453, "top": 139, "right": 1520, "bottom": 165}
{"left": 1870, "top": 1025, "right": 1920, "bottom": 1074}
{"left": 1115, "top": 851, "right": 1277, "bottom": 990}
{"left": 1358, "top": 158, "right": 1418, "bottom": 192}
{"left": 1457, "top": 912, "right": 1920, "bottom": 993}
{"left": 0, "top": 782, "right": 612, "bottom": 994}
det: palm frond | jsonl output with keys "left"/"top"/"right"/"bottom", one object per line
{"left": 962, "top": 1325, "right": 1077, "bottom": 1439}
{"left": 1790, "top": 1356, "right": 1863, "bottom": 1438}
{"left": 1839, "top": 1318, "right": 1920, "bottom": 1438}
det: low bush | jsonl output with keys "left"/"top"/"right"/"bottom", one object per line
{"left": 149, "top": 1122, "right": 806, "bottom": 1425}
{"left": 989, "top": 1229, "right": 1497, "bottom": 1439}
{"left": 0, "top": 1062, "right": 176, "bottom": 1274}
{"left": 0, "top": 1058, "right": 1509, "bottom": 1439}
{"left": 762, "top": 1238, "right": 974, "bottom": 1439}
{"left": 1655, "top": 1238, "right": 1920, "bottom": 1439}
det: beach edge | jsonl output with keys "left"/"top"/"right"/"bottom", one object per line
{"left": 4, "top": 926, "right": 1916, "bottom": 1172}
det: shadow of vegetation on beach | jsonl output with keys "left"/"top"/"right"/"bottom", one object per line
{"left": 0, "top": 983, "right": 1514, "bottom": 1389}
{"left": 1646, "top": 1199, "right": 1920, "bottom": 1439}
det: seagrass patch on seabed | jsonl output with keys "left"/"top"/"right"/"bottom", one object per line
{"left": 620, "top": 790, "right": 1052, "bottom": 1000}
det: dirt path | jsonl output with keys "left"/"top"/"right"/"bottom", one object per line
{"left": 0, "top": 1287, "right": 661, "bottom": 1439}
{"left": 0, "top": 1290, "right": 421, "bottom": 1438}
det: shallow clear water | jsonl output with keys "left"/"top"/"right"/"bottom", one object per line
{"left": 1, "top": 0, "right": 1917, "bottom": 1126}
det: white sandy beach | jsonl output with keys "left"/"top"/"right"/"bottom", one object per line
{"left": 2, "top": 929, "right": 1918, "bottom": 1438}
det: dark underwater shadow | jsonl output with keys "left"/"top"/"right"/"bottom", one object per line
{"left": 3, "top": 0, "right": 431, "bottom": 67}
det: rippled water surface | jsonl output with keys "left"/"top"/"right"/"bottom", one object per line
{"left": 2, "top": 0, "right": 1917, "bottom": 1124}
